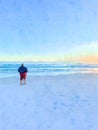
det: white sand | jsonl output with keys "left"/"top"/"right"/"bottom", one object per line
{"left": 0, "top": 74, "right": 98, "bottom": 130}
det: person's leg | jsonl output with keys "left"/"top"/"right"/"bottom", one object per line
{"left": 20, "top": 73, "right": 23, "bottom": 85}
{"left": 23, "top": 79, "right": 26, "bottom": 84}
{"left": 23, "top": 73, "right": 27, "bottom": 85}
{"left": 20, "top": 80, "right": 23, "bottom": 85}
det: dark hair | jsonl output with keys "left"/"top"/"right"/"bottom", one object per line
{"left": 21, "top": 63, "right": 24, "bottom": 66}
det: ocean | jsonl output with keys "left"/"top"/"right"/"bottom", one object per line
{"left": 0, "top": 62, "right": 98, "bottom": 77}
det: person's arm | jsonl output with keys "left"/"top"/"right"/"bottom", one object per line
{"left": 18, "top": 68, "right": 20, "bottom": 72}
{"left": 18, "top": 67, "right": 21, "bottom": 72}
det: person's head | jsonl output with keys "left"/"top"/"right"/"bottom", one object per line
{"left": 21, "top": 63, "right": 24, "bottom": 66}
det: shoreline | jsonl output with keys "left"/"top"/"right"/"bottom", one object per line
{"left": 0, "top": 72, "right": 98, "bottom": 78}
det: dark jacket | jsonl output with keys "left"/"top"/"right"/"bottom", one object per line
{"left": 18, "top": 66, "right": 28, "bottom": 74}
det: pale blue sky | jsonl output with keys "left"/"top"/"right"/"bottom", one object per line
{"left": 0, "top": 0, "right": 98, "bottom": 61}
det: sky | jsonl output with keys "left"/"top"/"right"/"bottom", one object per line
{"left": 0, "top": 0, "right": 98, "bottom": 63}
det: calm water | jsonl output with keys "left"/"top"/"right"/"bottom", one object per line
{"left": 0, "top": 62, "right": 98, "bottom": 77}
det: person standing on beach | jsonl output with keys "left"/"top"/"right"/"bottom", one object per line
{"left": 18, "top": 63, "right": 28, "bottom": 85}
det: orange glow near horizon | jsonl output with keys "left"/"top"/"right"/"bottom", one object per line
{"left": 0, "top": 55, "right": 98, "bottom": 64}
{"left": 76, "top": 56, "right": 98, "bottom": 64}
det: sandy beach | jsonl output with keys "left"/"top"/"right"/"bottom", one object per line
{"left": 0, "top": 73, "right": 98, "bottom": 130}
